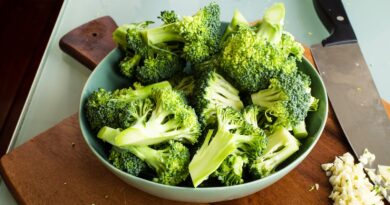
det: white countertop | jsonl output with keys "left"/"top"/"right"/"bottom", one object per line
{"left": 1, "top": 0, "right": 389, "bottom": 203}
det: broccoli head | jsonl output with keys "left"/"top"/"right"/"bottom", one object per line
{"left": 108, "top": 146, "right": 148, "bottom": 176}
{"left": 193, "top": 70, "right": 244, "bottom": 126}
{"left": 250, "top": 72, "right": 314, "bottom": 132}
{"left": 250, "top": 127, "right": 300, "bottom": 178}
{"left": 126, "top": 141, "right": 191, "bottom": 185}
{"left": 220, "top": 3, "right": 304, "bottom": 92}
{"left": 85, "top": 81, "right": 171, "bottom": 131}
{"left": 189, "top": 107, "right": 267, "bottom": 187}
{"left": 105, "top": 87, "right": 201, "bottom": 146}
{"left": 136, "top": 47, "right": 185, "bottom": 84}
{"left": 113, "top": 22, "right": 185, "bottom": 83}
{"left": 143, "top": 2, "right": 221, "bottom": 64}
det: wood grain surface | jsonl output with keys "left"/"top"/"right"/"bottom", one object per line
{"left": 1, "top": 16, "right": 389, "bottom": 205}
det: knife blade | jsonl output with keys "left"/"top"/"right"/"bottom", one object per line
{"left": 310, "top": 0, "right": 390, "bottom": 200}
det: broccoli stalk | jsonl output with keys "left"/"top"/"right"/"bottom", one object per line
{"left": 110, "top": 88, "right": 200, "bottom": 146}
{"left": 256, "top": 3, "right": 285, "bottom": 44}
{"left": 250, "top": 127, "right": 300, "bottom": 178}
{"left": 189, "top": 107, "right": 267, "bottom": 187}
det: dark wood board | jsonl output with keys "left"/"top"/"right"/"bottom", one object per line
{"left": 1, "top": 16, "right": 389, "bottom": 205}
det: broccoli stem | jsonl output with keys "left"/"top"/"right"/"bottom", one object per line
{"left": 97, "top": 126, "right": 121, "bottom": 145}
{"left": 126, "top": 145, "right": 164, "bottom": 172}
{"left": 210, "top": 75, "right": 244, "bottom": 110}
{"left": 292, "top": 120, "right": 308, "bottom": 139}
{"left": 130, "top": 81, "right": 171, "bottom": 99}
{"left": 251, "top": 127, "right": 300, "bottom": 178}
{"left": 189, "top": 129, "right": 237, "bottom": 187}
{"left": 143, "top": 23, "right": 184, "bottom": 45}
{"left": 114, "top": 108, "right": 190, "bottom": 146}
{"left": 113, "top": 25, "right": 130, "bottom": 48}
{"left": 251, "top": 87, "right": 287, "bottom": 108}
{"left": 256, "top": 3, "right": 285, "bottom": 44}
{"left": 221, "top": 10, "right": 249, "bottom": 42}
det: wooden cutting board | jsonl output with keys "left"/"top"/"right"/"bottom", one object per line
{"left": 1, "top": 16, "right": 390, "bottom": 205}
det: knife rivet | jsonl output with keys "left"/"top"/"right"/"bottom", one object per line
{"left": 336, "top": 16, "right": 345, "bottom": 21}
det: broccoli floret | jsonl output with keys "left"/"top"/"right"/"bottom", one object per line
{"left": 113, "top": 22, "right": 152, "bottom": 54}
{"left": 105, "top": 87, "right": 201, "bottom": 146}
{"left": 119, "top": 54, "right": 142, "bottom": 78}
{"left": 108, "top": 146, "right": 148, "bottom": 176}
{"left": 118, "top": 98, "right": 154, "bottom": 129}
{"left": 193, "top": 70, "right": 244, "bottom": 126}
{"left": 189, "top": 107, "right": 267, "bottom": 187}
{"left": 250, "top": 72, "right": 313, "bottom": 131}
{"left": 212, "top": 153, "right": 248, "bottom": 186}
{"left": 158, "top": 10, "right": 180, "bottom": 24}
{"left": 143, "top": 2, "right": 221, "bottom": 64}
{"left": 220, "top": 3, "right": 304, "bottom": 92}
{"left": 136, "top": 46, "right": 185, "bottom": 84}
{"left": 113, "top": 22, "right": 185, "bottom": 83}
{"left": 250, "top": 127, "right": 300, "bottom": 178}
{"left": 85, "top": 81, "right": 171, "bottom": 131}
{"left": 125, "top": 141, "right": 190, "bottom": 185}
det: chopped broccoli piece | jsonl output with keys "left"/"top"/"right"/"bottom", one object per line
{"left": 110, "top": 87, "right": 200, "bottom": 146}
{"left": 108, "top": 146, "right": 148, "bottom": 176}
{"left": 220, "top": 3, "right": 304, "bottom": 92}
{"left": 113, "top": 22, "right": 185, "bottom": 83}
{"left": 193, "top": 70, "right": 244, "bottom": 126}
{"left": 250, "top": 72, "right": 314, "bottom": 131}
{"left": 136, "top": 46, "right": 185, "bottom": 84}
{"left": 125, "top": 141, "right": 190, "bottom": 185}
{"left": 143, "top": 2, "right": 221, "bottom": 64}
{"left": 119, "top": 54, "right": 142, "bottom": 78}
{"left": 85, "top": 81, "right": 171, "bottom": 131}
{"left": 189, "top": 107, "right": 267, "bottom": 187}
{"left": 212, "top": 153, "right": 248, "bottom": 186}
{"left": 250, "top": 127, "right": 300, "bottom": 178}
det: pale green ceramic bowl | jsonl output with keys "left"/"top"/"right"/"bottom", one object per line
{"left": 79, "top": 48, "right": 328, "bottom": 203}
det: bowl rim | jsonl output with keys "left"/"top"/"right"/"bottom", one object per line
{"left": 78, "top": 48, "right": 329, "bottom": 190}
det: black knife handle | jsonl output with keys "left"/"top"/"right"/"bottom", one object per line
{"left": 313, "top": 0, "right": 357, "bottom": 46}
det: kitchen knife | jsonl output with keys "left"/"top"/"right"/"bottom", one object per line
{"left": 311, "top": 0, "right": 390, "bottom": 200}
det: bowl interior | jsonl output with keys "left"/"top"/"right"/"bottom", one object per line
{"left": 79, "top": 47, "right": 328, "bottom": 185}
